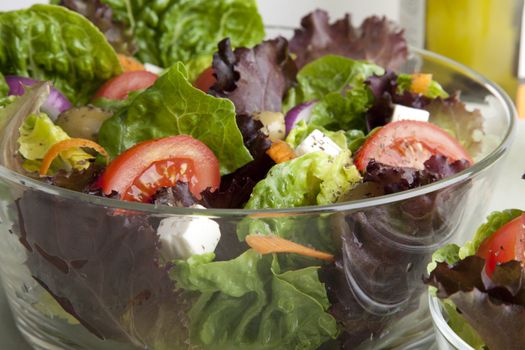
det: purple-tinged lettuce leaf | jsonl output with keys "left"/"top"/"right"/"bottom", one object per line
{"left": 42, "top": 164, "right": 103, "bottom": 192}
{"left": 427, "top": 257, "right": 525, "bottom": 350}
{"left": 14, "top": 189, "right": 190, "bottom": 348}
{"left": 236, "top": 114, "right": 271, "bottom": 159}
{"left": 289, "top": 10, "right": 408, "bottom": 70}
{"left": 210, "top": 37, "right": 297, "bottom": 115}
{"left": 56, "top": 0, "right": 136, "bottom": 55}
{"left": 364, "top": 155, "right": 470, "bottom": 194}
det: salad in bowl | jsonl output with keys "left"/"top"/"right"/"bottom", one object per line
{"left": 0, "top": 1, "right": 516, "bottom": 350}
{"left": 428, "top": 210, "right": 525, "bottom": 350}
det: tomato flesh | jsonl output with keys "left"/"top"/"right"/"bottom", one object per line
{"left": 194, "top": 67, "right": 216, "bottom": 92}
{"left": 95, "top": 71, "right": 158, "bottom": 100}
{"left": 477, "top": 213, "right": 525, "bottom": 276}
{"left": 100, "top": 135, "right": 220, "bottom": 202}
{"left": 355, "top": 120, "right": 473, "bottom": 171}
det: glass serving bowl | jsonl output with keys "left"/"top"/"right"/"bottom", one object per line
{"left": 429, "top": 295, "right": 475, "bottom": 350}
{"left": 0, "top": 47, "right": 516, "bottom": 350}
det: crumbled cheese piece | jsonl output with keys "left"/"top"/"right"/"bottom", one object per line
{"left": 391, "top": 104, "right": 430, "bottom": 122}
{"left": 157, "top": 205, "right": 221, "bottom": 261}
{"left": 295, "top": 129, "right": 341, "bottom": 157}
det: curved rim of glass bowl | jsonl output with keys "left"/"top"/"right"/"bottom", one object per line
{"left": 428, "top": 294, "right": 475, "bottom": 350}
{"left": 0, "top": 47, "right": 517, "bottom": 217}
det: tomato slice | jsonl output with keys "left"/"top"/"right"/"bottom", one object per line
{"left": 94, "top": 71, "right": 158, "bottom": 100}
{"left": 354, "top": 120, "right": 473, "bottom": 171}
{"left": 194, "top": 67, "right": 216, "bottom": 92}
{"left": 99, "top": 135, "right": 220, "bottom": 202}
{"left": 477, "top": 214, "right": 525, "bottom": 276}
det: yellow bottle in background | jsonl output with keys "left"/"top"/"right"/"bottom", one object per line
{"left": 425, "top": 0, "right": 522, "bottom": 96}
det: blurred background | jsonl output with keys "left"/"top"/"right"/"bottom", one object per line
{"left": 12, "top": 0, "right": 525, "bottom": 113}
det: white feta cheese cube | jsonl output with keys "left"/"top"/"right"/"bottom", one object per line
{"left": 295, "top": 129, "right": 341, "bottom": 157}
{"left": 157, "top": 205, "right": 221, "bottom": 261}
{"left": 144, "top": 63, "right": 164, "bottom": 75}
{"left": 391, "top": 104, "right": 430, "bottom": 122}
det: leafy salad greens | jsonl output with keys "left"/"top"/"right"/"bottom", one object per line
{"left": 0, "top": 2, "right": 488, "bottom": 350}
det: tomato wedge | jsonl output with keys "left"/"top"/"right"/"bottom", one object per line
{"left": 477, "top": 214, "right": 525, "bottom": 276}
{"left": 194, "top": 67, "right": 216, "bottom": 92}
{"left": 99, "top": 136, "right": 220, "bottom": 202}
{"left": 94, "top": 71, "right": 158, "bottom": 100}
{"left": 354, "top": 120, "right": 473, "bottom": 171}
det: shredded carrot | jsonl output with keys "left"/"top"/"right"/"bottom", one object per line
{"left": 39, "top": 138, "right": 109, "bottom": 176}
{"left": 246, "top": 235, "right": 334, "bottom": 261}
{"left": 411, "top": 73, "right": 432, "bottom": 95}
{"left": 118, "top": 54, "right": 145, "bottom": 72}
{"left": 266, "top": 140, "right": 295, "bottom": 164}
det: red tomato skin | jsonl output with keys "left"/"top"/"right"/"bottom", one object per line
{"left": 100, "top": 135, "right": 220, "bottom": 202}
{"left": 354, "top": 120, "right": 474, "bottom": 171}
{"left": 477, "top": 214, "right": 525, "bottom": 270}
{"left": 194, "top": 67, "right": 216, "bottom": 92}
{"left": 95, "top": 71, "right": 158, "bottom": 100}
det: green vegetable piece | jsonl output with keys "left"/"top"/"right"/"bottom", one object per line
{"left": 245, "top": 150, "right": 361, "bottom": 209}
{"left": 99, "top": 0, "right": 265, "bottom": 80}
{"left": 17, "top": 113, "right": 94, "bottom": 173}
{"left": 159, "top": 0, "right": 265, "bottom": 80}
{"left": 0, "top": 72, "right": 7, "bottom": 97}
{"left": 171, "top": 250, "right": 338, "bottom": 350}
{"left": 0, "top": 4, "right": 122, "bottom": 104}
{"left": 98, "top": 62, "right": 252, "bottom": 175}
{"left": 427, "top": 243, "right": 460, "bottom": 274}
{"left": 284, "top": 55, "right": 383, "bottom": 113}
{"left": 443, "top": 300, "right": 486, "bottom": 350}
{"left": 459, "top": 209, "right": 524, "bottom": 259}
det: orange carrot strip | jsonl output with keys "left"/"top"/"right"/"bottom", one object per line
{"left": 39, "top": 138, "right": 109, "bottom": 176}
{"left": 411, "top": 73, "right": 433, "bottom": 95}
{"left": 246, "top": 235, "right": 334, "bottom": 261}
{"left": 118, "top": 54, "right": 145, "bottom": 72}
{"left": 266, "top": 140, "right": 295, "bottom": 164}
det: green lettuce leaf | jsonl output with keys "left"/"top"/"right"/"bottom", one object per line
{"left": 396, "top": 74, "right": 449, "bottom": 98}
{"left": 98, "top": 0, "right": 264, "bottom": 80}
{"left": 442, "top": 300, "right": 485, "bottom": 350}
{"left": 0, "top": 72, "right": 7, "bottom": 97}
{"left": 17, "top": 113, "right": 94, "bottom": 173}
{"left": 171, "top": 250, "right": 338, "bottom": 350}
{"left": 98, "top": 62, "right": 252, "bottom": 175}
{"left": 284, "top": 55, "right": 383, "bottom": 113}
{"left": 245, "top": 150, "right": 361, "bottom": 209}
{"left": 0, "top": 4, "right": 122, "bottom": 104}
{"left": 159, "top": 0, "right": 265, "bottom": 81}
{"left": 427, "top": 243, "right": 460, "bottom": 274}
{"left": 307, "top": 86, "right": 373, "bottom": 133}
{"left": 459, "top": 209, "right": 524, "bottom": 259}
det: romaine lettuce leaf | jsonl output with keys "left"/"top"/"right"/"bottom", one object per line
{"left": 98, "top": 62, "right": 253, "bottom": 175}
{"left": 17, "top": 113, "right": 94, "bottom": 173}
{"left": 159, "top": 0, "right": 265, "bottom": 81}
{"left": 442, "top": 300, "right": 485, "bottom": 350}
{"left": 245, "top": 150, "right": 361, "bottom": 209}
{"left": 0, "top": 5, "right": 122, "bottom": 104}
{"left": 289, "top": 10, "right": 408, "bottom": 70}
{"left": 459, "top": 209, "right": 524, "bottom": 259}
{"left": 171, "top": 250, "right": 338, "bottom": 350}
{"left": 87, "top": 0, "right": 264, "bottom": 80}
{"left": 0, "top": 72, "right": 7, "bottom": 97}
{"left": 54, "top": 0, "right": 136, "bottom": 55}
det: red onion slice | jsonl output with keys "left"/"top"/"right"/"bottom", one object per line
{"left": 5, "top": 76, "right": 72, "bottom": 119}
{"left": 284, "top": 101, "right": 317, "bottom": 135}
